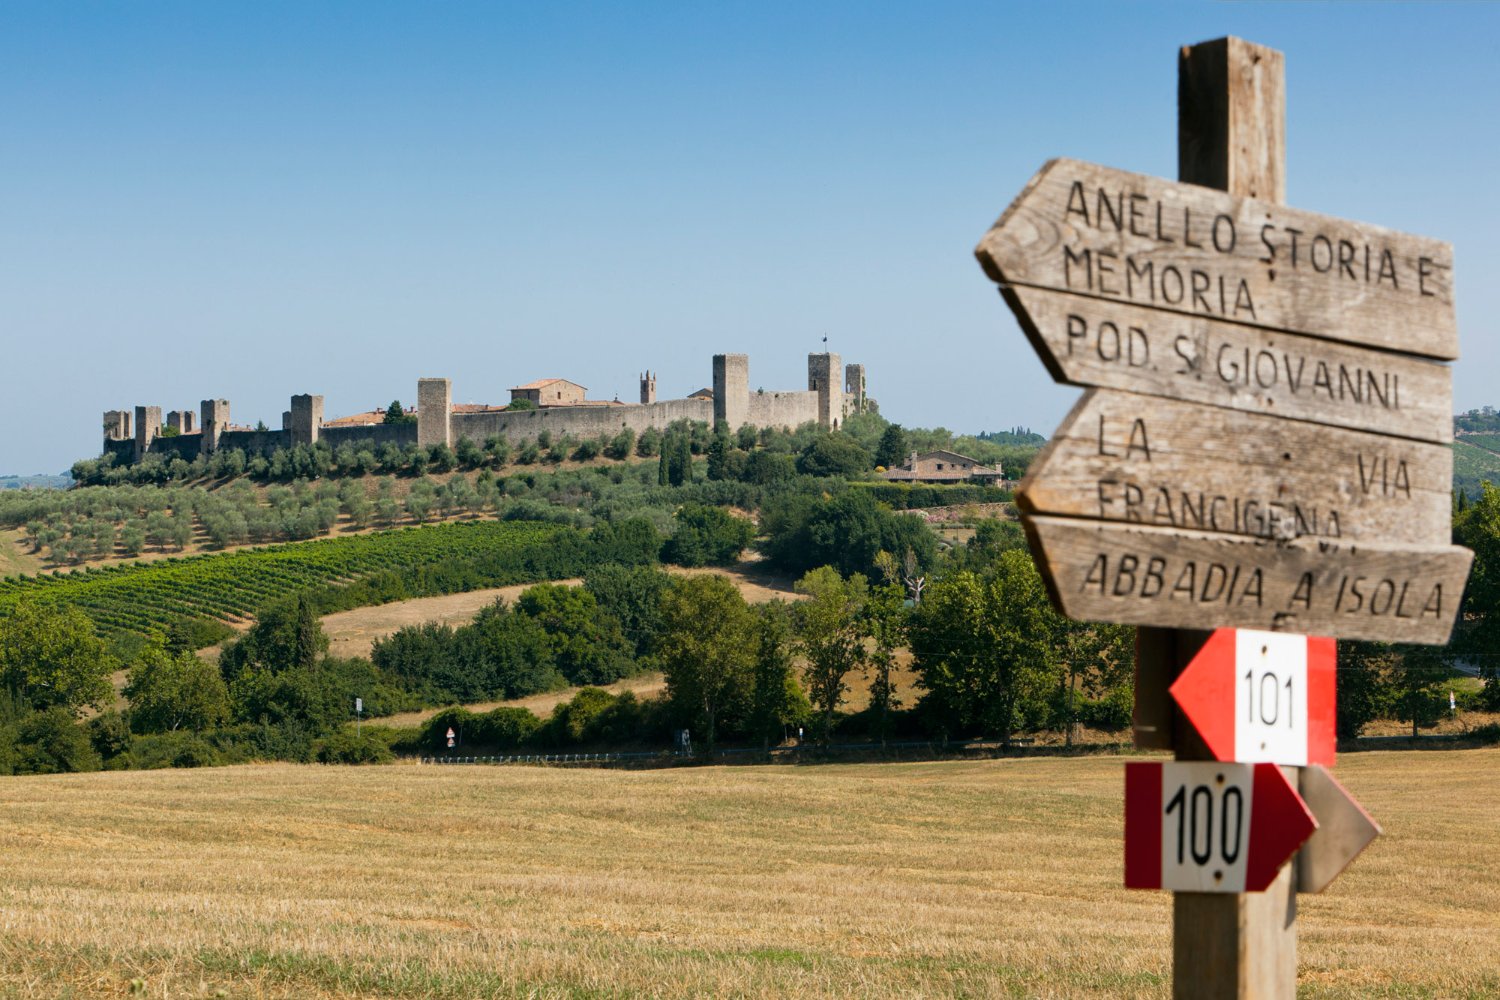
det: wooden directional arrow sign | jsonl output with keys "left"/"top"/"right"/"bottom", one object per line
{"left": 976, "top": 158, "right": 1457, "bottom": 359}
{"left": 1125, "top": 761, "right": 1317, "bottom": 893}
{"left": 1169, "top": 628, "right": 1336, "bottom": 766}
{"left": 1018, "top": 389, "right": 1453, "bottom": 546}
{"left": 1024, "top": 515, "right": 1472, "bottom": 644}
{"left": 977, "top": 157, "right": 1469, "bottom": 645}
{"left": 1297, "top": 764, "right": 1381, "bottom": 893}
{"left": 996, "top": 286, "right": 1453, "bottom": 444}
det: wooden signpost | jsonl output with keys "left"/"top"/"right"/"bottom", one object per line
{"left": 974, "top": 35, "right": 1469, "bottom": 999}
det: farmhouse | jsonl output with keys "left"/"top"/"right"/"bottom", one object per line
{"left": 881, "top": 450, "right": 1004, "bottom": 485}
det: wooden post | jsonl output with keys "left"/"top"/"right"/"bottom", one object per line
{"left": 1170, "top": 36, "right": 1294, "bottom": 1000}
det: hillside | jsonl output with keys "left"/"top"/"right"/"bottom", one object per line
{"left": 1453, "top": 437, "right": 1500, "bottom": 498}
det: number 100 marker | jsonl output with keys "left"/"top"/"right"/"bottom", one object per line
{"left": 1125, "top": 761, "right": 1317, "bottom": 893}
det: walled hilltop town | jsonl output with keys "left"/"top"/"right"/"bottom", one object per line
{"left": 99, "top": 352, "right": 870, "bottom": 464}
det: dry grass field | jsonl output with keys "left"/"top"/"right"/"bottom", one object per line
{"left": 0, "top": 750, "right": 1496, "bottom": 999}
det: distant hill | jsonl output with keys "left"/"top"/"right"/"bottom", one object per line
{"left": 976, "top": 428, "right": 1047, "bottom": 446}
{"left": 1455, "top": 407, "right": 1500, "bottom": 435}
{"left": 0, "top": 474, "right": 71, "bottom": 491}
{"left": 1453, "top": 408, "right": 1500, "bottom": 498}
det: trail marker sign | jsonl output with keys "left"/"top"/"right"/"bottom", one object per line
{"left": 1125, "top": 761, "right": 1316, "bottom": 893}
{"left": 976, "top": 157, "right": 1470, "bottom": 645}
{"left": 975, "top": 158, "right": 1457, "bottom": 358}
{"left": 1169, "top": 628, "right": 1336, "bottom": 767}
{"left": 1297, "top": 764, "right": 1382, "bottom": 893}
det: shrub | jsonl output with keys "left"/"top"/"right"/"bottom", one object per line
{"left": 662, "top": 503, "right": 754, "bottom": 567}
{"left": 129, "top": 730, "right": 224, "bottom": 769}
{"left": 13, "top": 708, "right": 103, "bottom": 774}
{"left": 417, "top": 706, "right": 542, "bottom": 754}
{"left": 316, "top": 729, "right": 395, "bottom": 764}
{"left": 796, "top": 435, "right": 872, "bottom": 478}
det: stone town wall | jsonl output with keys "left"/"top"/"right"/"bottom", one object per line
{"left": 746, "top": 389, "right": 819, "bottom": 429}
{"left": 321, "top": 423, "right": 417, "bottom": 450}
{"left": 451, "top": 398, "right": 713, "bottom": 444}
{"left": 105, "top": 352, "right": 859, "bottom": 466}
{"left": 218, "top": 428, "right": 292, "bottom": 457}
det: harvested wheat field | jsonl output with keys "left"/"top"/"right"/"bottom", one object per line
{"left": 0, "top": 750, "right": 1497, "bottom": 999}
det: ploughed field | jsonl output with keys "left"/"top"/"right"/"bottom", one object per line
{"left": 0, "top": 751, "right": 1495, "bottom": 999}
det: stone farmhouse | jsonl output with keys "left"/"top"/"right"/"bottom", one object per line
{"left": 102, "top": 352, "right": 872, "bottom": 465}
{"left": 880, "top": 450, "right": 1004, "bottom": 485}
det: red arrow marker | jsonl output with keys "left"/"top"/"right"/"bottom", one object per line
{"left": 1170, "top": 628, "right": 1336, "bottom": 767}
{"left": 1125, "top": 761, "right": 1317, "bottom": 893}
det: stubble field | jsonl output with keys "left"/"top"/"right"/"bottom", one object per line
{"left": 0, "top": 749, "right": 1496, "bottom": 999}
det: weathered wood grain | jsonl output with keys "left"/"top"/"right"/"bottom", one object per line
{"left": 1017, "top": 388, "right": 1453, "bottom": 546}
{"left": 1179, "top": 36, "right": 1285, "bottom": 205}
{"left": 1022, "top": 513, "right": 1471, "bottom": 644}
{"left": 976, "top": 158, "right": 1457, "bottom": 359}
{"left": 1297, "top": 764, "right": 1381, "bottom": 894}
{"left": 1000, "top": 285, "right": 1453, "bottom": 443}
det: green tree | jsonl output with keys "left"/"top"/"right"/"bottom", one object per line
{"left": 0, "top": 598, "right": 113, "bottom": 714}
{"left": 584, "top": 564, "right": 673, "bottom": 658}
{"left": 1337, "top": 640, "right": 1396, "bottom": 738}
{"left": 515, "top": 583, "right": 634, "bottom": 686}
{"left": 864, "top": 583, "right": 909, "bottom": 745}
{"left": 793, "top": 567, "right": 870, "bottom": 744}
{"left": 12, "top": 707, "right": 102, "bottom": 774}
{"left": 763, "top": 488, "right": 936, "bottom": 580}
{"left": 874, "top": 423, "right": 909, "bottom": 469}
{"left": 383, "top": 400, "right": 416, "bottom": 426}
{"left": 658, "top": 431, "right": 693, "bottom": 486}
{"left": 125, "top": 640, "right": 232, "bottom": 734}
{"left": 1055, "top": 620, "right": 1133, "bottom": 746}
{"left": 747, "top": 601, "right": 809, "bottom": 749}
{"left": 654, "top": 575, "right": 755, "bottom": 753}
{"left": 636, "top": 426, "right": 663, "bottom": 457}
{"left": 741, "top": 449, "right": 796, "bottom": 485}
{"left": 218, "top": 595, "right": 328, "bottom": 683}
{"left": 662, "top": 504, "right": 754, "bottom": 567}
{"left": 909, "top": 551, "right": 1061, "bottom": 746}
{"left": 604, "top": 427, "right": 636, "bottom": 461}
{"left": 796, "top": 434, "right": 872, "bottom": 478}
{"left": 1453, "top": 481, "right": 1500, "bottom": 709}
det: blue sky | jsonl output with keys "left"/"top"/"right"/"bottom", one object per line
{"left": 2, "top": 1, "right": 1496, "bottom": 474}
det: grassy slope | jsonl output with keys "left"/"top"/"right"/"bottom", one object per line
{"left": 0, "top": 751, "right": 1496, "bottom": 999}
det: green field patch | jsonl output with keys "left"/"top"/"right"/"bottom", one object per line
{"left": 0, "top": 520, "right": 575, "bottom": 640}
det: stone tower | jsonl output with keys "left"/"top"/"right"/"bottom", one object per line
{"left": 134, "top": 405, "right": 162, "bottom": 461}
{"left": 807, "top": 352, "right": 843, "bottom": 428}
{"left": 417, "top": 378, "right": 452, "bottom": 449}
{"left": 103, "top": 410, "right": 131, "bottom": 443}
{"left": 200, "top": 399, "right": 230, "bottom": 456}
{"left": 289, "top": 394, "right": 324, "bottom": 446}
{"left": 712, "top": 354, "right": 749, "bottom": 431}
{"left": 844, "top": 363, "right": 866, "bottom": 415}
{"left": 640, "top": 370, "right": 657, "bottom": 405}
